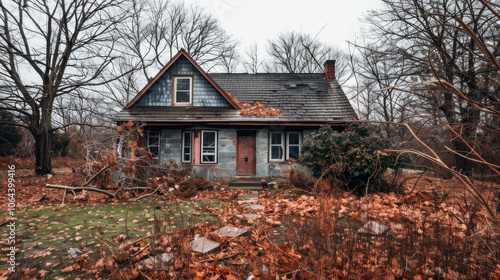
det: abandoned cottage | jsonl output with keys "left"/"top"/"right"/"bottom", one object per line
{"left": 114, "top": 50, "right": 357, "bottom": 179}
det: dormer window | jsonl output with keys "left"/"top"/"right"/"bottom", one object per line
{"left": 173, "top": 76, "right": 192, "bottom": 105}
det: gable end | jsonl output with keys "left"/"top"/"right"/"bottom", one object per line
{"left": 125, "top": 50, "right": 241, "bottom": 109}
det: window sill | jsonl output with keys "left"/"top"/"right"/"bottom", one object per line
{"left": 269, "top": 159, "right": 299, "bottom": 164}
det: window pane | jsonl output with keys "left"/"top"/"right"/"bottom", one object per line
{"left": 149, "top": 147, "right": 159, "bottom": 158}
{"left": 203, "top": 154, "right": 215, "bottom": 162}
{"left": 271, "top": 133, "right": 282, "bottom": 144}
{"left": 203, "top": 147, "right": 215, "bottom": 154}
{"left": 201, "top": 131, "right": 217, "bottom": 163}
{"left": 288, "top": 133, "right": 299, "bottom": 145}
{"left": 148, "top": 137, "right": 158, "bottom": 146}
{"left": 289, "top": 146, "right": 300, "bottom": 160}
{"left": 176, "top": 78, "right": 190, "bottom": 90}
{"left": 271, "top": 146, "right": 283, "bottom": 160}
{"left": 182, "top": 132, "right": 191, "bottom": 162}
{"left": 183, "top": 132, "right": 191, "bottom": 146}
{"left": 148, "top": 132, "right": 159, "bottom": 145}
{"left": 203, "top": 132, "right": 215, "bottom": 146}
{"left": 176, "top": 91, "right": 190, "bottom": 103}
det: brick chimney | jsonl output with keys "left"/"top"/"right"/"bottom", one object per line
{"left": 324, "top": 60, "right": 336, "bottom": 81}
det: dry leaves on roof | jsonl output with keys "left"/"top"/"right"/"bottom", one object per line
{"left": 240, "top": 101, "right": 283, "bottom": 117}
{"left": 225, "top": 92, "right": 243, "bottom": 108}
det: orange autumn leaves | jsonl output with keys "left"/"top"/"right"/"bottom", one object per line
{"left": 225, "top": 92, "right": 283, "bottom": 117}
{"left": 239, "top": 101, "right": 282, "bottom": 117}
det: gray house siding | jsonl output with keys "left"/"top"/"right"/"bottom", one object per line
{"left": 155, "top": 127, "right": 314, "bottom": 179}
{"left": 116, "top": 50, "right": 357, "bottom": 181}
{"left": 134, "top": 56, "right": 231, "bottom": 108}
{"left": 217, "top": 129, "right": 237, "bottom": 177}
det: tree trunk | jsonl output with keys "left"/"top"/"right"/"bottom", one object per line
{"left": 34, "top": 128, "right": 52, "bottom": 175}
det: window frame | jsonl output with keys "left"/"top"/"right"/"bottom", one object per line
{"left": 172, "top": 76, "right": 193, "bottom": 106}
{"left": 269, "top": 131, "right": 285, "bottom": 162}
{"left": 201, "top": 130, "right": 218, "bottom": 164}
{"left": 286, "top": 131, "right": 302, "bottom": 160}
{"left": 181, "top": 130, "right": 192, "bottom": 163}
{"left": 147, "top": 131, "right": 160, "bottom": 159}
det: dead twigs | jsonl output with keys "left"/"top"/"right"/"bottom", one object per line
{"left": 45, "top": 184, "right": 115, "bottom": 205}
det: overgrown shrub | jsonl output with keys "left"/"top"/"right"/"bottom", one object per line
{"left": 301, "top": 124, "right": 405, "bottom": 193}
{"left": 52, "top": 131, "right": 70, "bottom": 157}
{"left": 282, "top": 167, "right": 316, "bottom": 192}
{"left": 0, "top": 110, "right": 22, "bottom": 156}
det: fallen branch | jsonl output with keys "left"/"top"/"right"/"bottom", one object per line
{"left": 200, "top": 253, "right": 244, "bottom": 263}
{"left": 46, "top": 184, "right": 115, "bottom": 198}
{"left": 133, "top": 184, "right": 163, "bottom": 201}
{"left": 264, "top": 236, "right": 324, "bottom": 279}
{"left": 84, "top": 165, "right": 111, "bottom": 186}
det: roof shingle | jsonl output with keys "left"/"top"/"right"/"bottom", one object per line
{"left": 114, "top": 73, "right": 357, "bottom": 123}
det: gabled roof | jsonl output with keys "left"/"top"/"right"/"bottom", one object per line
{"left": 125, "top": 49, "right": 241, "bottom": 109}
{"left": 115, "top": 73, "right": 358, "bottom": 124}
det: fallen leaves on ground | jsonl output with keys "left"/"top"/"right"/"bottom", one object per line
{"left": 2, "top": 172, "right": 499, "bottom": 279}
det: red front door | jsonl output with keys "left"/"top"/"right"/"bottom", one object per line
{"left": 236, "top": 131, "right": 256, "bottom": 176}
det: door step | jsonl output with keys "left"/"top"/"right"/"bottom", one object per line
{"left": 228, "top": 177, "right": 270, "bottom": 190}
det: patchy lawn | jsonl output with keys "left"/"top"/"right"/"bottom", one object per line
{"left": 1, "top": 199, "right": 224, "bottom": 279}
{"left": 1, "top": 168, "right": 499, "bottom": 279}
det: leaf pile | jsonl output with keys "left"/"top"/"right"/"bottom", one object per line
{"left": 240, "top": 102, "right": 283, "bottom": 117}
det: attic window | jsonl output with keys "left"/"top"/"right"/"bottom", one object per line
{"left": 173, "top": 76, "right": 192, "bottom": 105}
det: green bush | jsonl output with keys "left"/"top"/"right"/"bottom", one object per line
{"left": 300, "top": 125, "right": 404, "bottom": 193}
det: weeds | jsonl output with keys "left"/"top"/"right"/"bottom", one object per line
{"left": 274, "top": 193, "right": 499, "bottom": 279}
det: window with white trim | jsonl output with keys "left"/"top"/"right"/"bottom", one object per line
{"left": 201, "top": 131, "right": 217, "bottom": 163}
{"left": 182, "top": 131, "right": 192, "bottom": 163}
{"left": 147, "top": 131, "right": 160, "bottom": 159}
{"left": 173, "top": 76, "right": 192, "bottom": 105}
{"left": 269, "top": 132, "right": 284, "bottom": 162}
{"left": 286, "top": 132, "right": 301, "bottom": 160}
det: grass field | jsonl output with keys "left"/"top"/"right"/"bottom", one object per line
{"left": 1, "top": 199, "right": 223, "bottom": 279}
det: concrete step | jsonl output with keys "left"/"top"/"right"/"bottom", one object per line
{"left": 228, "top": 177, "right": 269, "bottom": 190}
{"left": 229, "top": 186, "right": 263, "bottom": 190}
{"left": 230, "top": 182, "right": 263, "bottom": 187}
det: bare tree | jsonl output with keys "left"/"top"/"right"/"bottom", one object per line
{"left": 350, "top": 43, "right": 428, "bottom": 138}
{"left": 243, "top": 44, "right": 266, "bottom": 74}
{"left": 220, "top": 47, "right": 240, "bottom": 73}
{"left": 0, "top": 0, "right": 128, "bottom": 174}
{"left": 54, "top": 94, "right": 110, "bottom": 140}
{"left": 266, "top": 31, "right": 349, "bottom": 84}
{"left": 180, "top": 4, "right": 239, "bottom": 72}
{"left": 363, "top": 0, "right": 500, "bottom": 174}
{"left": 107, "top": 0, "right": 239, "bottom": 108}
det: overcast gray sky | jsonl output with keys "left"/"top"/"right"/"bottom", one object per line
{"left": 183, "top": 0, "right": 381, "bottom": 52}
